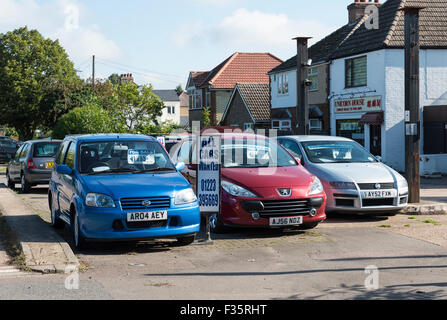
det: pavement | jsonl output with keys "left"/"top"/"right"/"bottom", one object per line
{"left": 402, "top": 177, "right": 447, "bottom": 215}
{"left": 0, "top": 169, "right": 79, "bottom": 274}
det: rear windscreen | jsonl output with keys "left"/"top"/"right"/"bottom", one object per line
{"left": 33, "top": 142, "right": 61, "bottom": 158}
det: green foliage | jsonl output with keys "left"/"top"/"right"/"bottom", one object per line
{"left": 52, "top": 103, "right": 126, "bottom": 139}
{"left": 108, "top": 73, "right": 121, "bottom": 86}
{"left": 0, "top": 27, "right": 81, "bottom": 141}
{"left": 175, "top": 85, "right": 183, "bottom": 95}
{"left": 137, "top": 120, "right": 183, "bottom": 136}
{"left": 0, "top": 126, "right": 19, "bottom": 137}
{"left": 202, "top": 107, "right": 212, "bottom": 128}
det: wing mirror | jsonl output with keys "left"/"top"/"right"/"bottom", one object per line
{"left": 175, "top": 162, "right": 186, "bottom": 171}
{"left": 56, "top": 164, "right": 73, "bottom": 175}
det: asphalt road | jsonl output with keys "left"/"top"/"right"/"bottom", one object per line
{"left": 1, "top": 177, "right": 447, "bottom": 300}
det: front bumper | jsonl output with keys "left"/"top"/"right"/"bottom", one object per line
{"left": 326, "top": 187, "right": 408, "bottom": 214}
{"left": 78, "top": 203, "right": 201, "bottom": 240}
{"left": 220, "top": 189, "right": 327, "bottom": 227}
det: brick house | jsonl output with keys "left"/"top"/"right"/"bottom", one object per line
{"left": 221, "top": 83, "right": 271, "bottom": 130}
{"left": 186, "top": 52, "right": 283, "bottom": 129}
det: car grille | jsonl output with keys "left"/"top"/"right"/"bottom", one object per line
{"left": 259, "top": 199, "right": 311, "bottom": 218}
{"left": 357, "top": 183, "right": 395, "bottom": 190}
{"left": 362, "top": 199, "right": 395, "bottom": 207}
{"left": 126, "top": 220, "right": 168, "bottom": 229}
{"left": 120, "top": 197, "right": 171, "bottom": 210}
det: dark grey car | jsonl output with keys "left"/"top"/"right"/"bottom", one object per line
{"left": 6, "top": 140, "right": 62, "bottom": 193}
{"left": 0, "top": 140, "right": 19, "bottom": 162}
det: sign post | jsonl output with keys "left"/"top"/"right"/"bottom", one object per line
{"left": 196, "top": 134, "right": 221, "bottom": 244}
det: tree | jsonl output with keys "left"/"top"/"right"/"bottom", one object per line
{"left": 52, "top": 103, "right": 126, "bottom": 139}
{"left": 108, "top": 73, "right": 121, "bottom": 86}
{"left": 105, "top": 82, "right": 165, "bottom": 132}
{"left": 175, "top": 84, "right": 183, "bottom": 95}
{"left": 202, "top": 107, "right": 212, "bottom": 128}
{"left": 0, "top": 27, "right": 81, "bottom": 140}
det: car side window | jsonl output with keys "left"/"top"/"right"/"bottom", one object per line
{"left": 14, "top": 145, "right": 24, "bottom": 160}
{"left": 280, "top": 139, "right": 303, "bottom": 161}
{"left": 64, "top": 142, "right": 77, "bottom": 169}
{"left": 56, "top": 141, "right": 70, "bottom": 165}
{"left": 19, "top": 144, "right": 29, "bottom": 159}
{"left": 177, "top": 140, "right": 192, "bottom": 164}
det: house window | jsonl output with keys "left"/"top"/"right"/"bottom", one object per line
{"left": 244, "top": 123, "right": 254, "bottom": 131}
{"left": 206, "top": 91, "right": 211, "bottom": 108}
{"left": 171, "top": 106, "right": 175, "bottom": 114}
{"left": 309, "top": 119, "right": 322, "bottom": 131}
{"left": 167, "top": 106, "right": 171, "bottom": 114}
{"left": 188, "top": 90, "right": 203, "bottom": 109}
{"left": 272, "top": 120, "right": 291, "bottom": 130}
{"left": 308, "top": 67, "right": 319, "bottom": 91}
{"left": 277, "top": 73, "right": 289, "bottom": 96}
{"left": 345, "top": 56, "right": 367, "bottom": 88}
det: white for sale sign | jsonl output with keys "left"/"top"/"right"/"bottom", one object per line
{"left": 197, "top": 135, "right": 221, "bottom": 213}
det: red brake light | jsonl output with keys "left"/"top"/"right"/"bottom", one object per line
{"left": 27, "top": 158, "right": 36, "bottom": 169}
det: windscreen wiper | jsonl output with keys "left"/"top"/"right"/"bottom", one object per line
{"left": 87, "top": 168, "right": 138, "bottom": 175}
{"left": 133, "top": 167, "right": 176, "bottom": 174}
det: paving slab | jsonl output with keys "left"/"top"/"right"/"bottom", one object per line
{"left": 0, "top": 184, "right": 78, "bottom": 274}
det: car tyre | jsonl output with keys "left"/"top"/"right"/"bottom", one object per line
{"left": 6, "top": 171, "right": 14, "bottom": 189}
{"left": 175, "top": 235, "right": 195, "bottom": 246}
{"left": 72, "top": 210, "right": 88, "bottom": 250}
{"left": 209, "top": 213, "right": 228, "bottom": 234}
{"left": 49, "top": 193, "right": 65, "bottom": 229}
{"left": 20, "top": 174, "right": 31, "bottom": 194}
{"left": 298, "top": 221, "right": 320, "bottom": 230}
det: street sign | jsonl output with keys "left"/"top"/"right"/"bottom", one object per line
{"left": 197, "top": 135, "right": 221, "bottom": 213}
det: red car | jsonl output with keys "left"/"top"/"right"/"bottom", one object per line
{"left": 170, "top": 132, "right": 326, "bottom": 233}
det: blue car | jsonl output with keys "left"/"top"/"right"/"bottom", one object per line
{"left": 48, "top": 134, "right": 201, "bottom": 249}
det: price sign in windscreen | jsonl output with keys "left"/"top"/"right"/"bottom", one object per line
{"left": 197, "top": 135, "right": 221, "bottom": 213}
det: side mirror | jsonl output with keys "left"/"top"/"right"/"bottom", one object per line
{"left": 295, "top": 157, "right": 301, "bottom": 166}
{"left": 187, "top": 163, "right": 197, "bottom": 171}
{"left": 376, "top": 156, "right": 383, "bottom": 162}
{"left": 56, "top": 164, "right": 73, "bottom": 175}
{"left": 175, "top": 162, "right": 186, "bottom": 171}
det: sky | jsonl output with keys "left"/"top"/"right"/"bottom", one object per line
{"left": 0, "top": 0, "right": 356, "bottom": 89}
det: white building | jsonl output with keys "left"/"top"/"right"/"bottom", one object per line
{"left": 327, "top": 0, "right": 447, "bottom": 174}
{"left": 153, "top": 90, "right": 181, "bottom": 125}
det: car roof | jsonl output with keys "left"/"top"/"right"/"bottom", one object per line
{"left": 22, "top": 139, "right": 62, "bottom": 144}
{"left": 64, "top": 133, "right": 156, "bottom": 143}
{"left": 280, "top": 135, "right": 354, "bottom": 143}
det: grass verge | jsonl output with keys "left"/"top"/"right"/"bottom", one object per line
{"left": 0, "top": 212, "right": 30, "bottom": 271}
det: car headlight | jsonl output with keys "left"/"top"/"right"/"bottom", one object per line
{"left": 85, "top": 193, "right": 116, "bottom": 208}
{"left": 175, "top": 188, "right": 197, "bottom": 205}
{"left": 309, "top": 177, "right": 324, "bottom": 196}
{"left": 329, "top": 182, "right": 356, "bottom": 189}
{"left": 221, "top": 180, "right": 257, "bottom": 198}
{"left": 397, "top": 178, "right": 409, "bottom": 195}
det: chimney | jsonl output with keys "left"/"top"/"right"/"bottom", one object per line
{"left": 120, "top": 73, "right": 134, "bottom": 84}
{"left": 348, "top": 0, "right": 381, "bottom": 24}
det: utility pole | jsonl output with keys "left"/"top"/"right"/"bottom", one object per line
{"left": 402, "top": 6, "right": 425, "bottom": 203}
{"left": 92, "top": 55, "right": 95, "bottom": 87}
{"left": 294, "top": 37, "right": 312, "bottom": 135}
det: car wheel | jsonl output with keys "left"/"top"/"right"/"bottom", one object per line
{"left": 298, "top": 221, "right": 320, "bottom": 230}
{"left": 49, "top": 193, "right": 65, "bottom": 229}
{"left": 6, "top": 171, "right": 14, "bottom": 189}
{"left": 20, "top": 174, "right": 31, "bottom": 193}
{"left": 175, "top": 235, "right": 195, "bottom": 246}
{"left": 72, "top": 211, "right": 88, "bottom": 250}
{"left": 209, "top": 213, "right": 228, "bottom": 234}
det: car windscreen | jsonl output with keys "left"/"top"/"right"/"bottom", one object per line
{"left": 79, "top": 140, "right": 176, "bottom": 174}
{"left": 301, "top": 141, "right": 377, "bottom": 164}
{"left": 221, "top": 138, "right": 297, "bottom": 168}
{"left": 32, "top": 142, "right": 61, "bottom": 158}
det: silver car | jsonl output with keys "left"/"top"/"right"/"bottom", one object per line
{"left": 277, "top": 136, "right": 408, "bottom": 215}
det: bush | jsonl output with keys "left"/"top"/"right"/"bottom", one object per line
{"left": 52, "top": 104, "right": 126, "bottom": 139}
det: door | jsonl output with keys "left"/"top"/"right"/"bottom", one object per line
{"left": 58, "top": 142, "right": 76, "bottom": 217}
{"left": 369, "top": 125, "right": 382, "bottom": 156}
{"left": 9, "top": 144, "right": 24, "bottom": 180}
{"left": 176, "top": 139, "right": 196, "bottom": 188}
